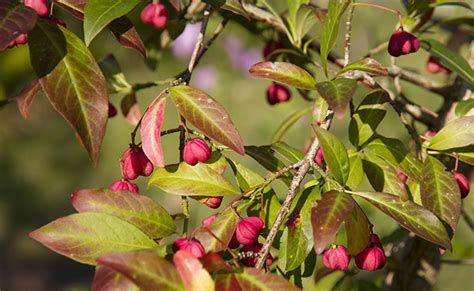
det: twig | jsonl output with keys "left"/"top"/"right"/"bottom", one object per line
{"left": 343, "top": 3, "right": 355, "bottom": 67}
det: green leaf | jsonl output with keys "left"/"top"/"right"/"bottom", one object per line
{"left": 71, "top": 188, "right": 176, "bottom": 238}
{"left": 430, "top": 1, "right": 472, "bottom": 10}
{"left": 346, "top": 150, "right": 364, "bottom": 191}
{"left": 429, "top": 116, "right": 474, "bottom": 151}
{"left": 272, "top": 107, "right": 311, "bottom": 143}
{"left": 29, "top": 213, "right": 157, "bottom": 265}
{"left": 98, "top": 54, "right": 131, "bottom": 93}
{"left": 349, "top": 89, "right": 390, "bottom": 147}
{"left": 245, "top": 145, "right": 289, "bottom": 175}
{"left": 319, "top": 0, "right": 350, "bottom": 75}
{"left": 351, "top": 191, "right": 452, "bottom": 250}
{"left": 235, "top": 268, "right": 300, "bottom": 291}
{"left": 83, "top": 0, "right": 141, "bottom": 45}
{"left": 0, "top": 0, "right": 38, "bottom": 50}
{"left": 148, "top": 162, "right": 239, "bottom": 196}
{"left": 362, "top": 153, "right": 409, "bottom": 201}
{"left": 421, "top": 156, "right": 461, "bottom": 232}
{"left": 195, "top": 207, "right": 239, "bottom": 253}
{"left": 312, "top": 97, "right": 329, "bottom": 124}
{"left": 97, "top": 250, "right": 184, "bottom": 290}
{"left": 420, "top": 38, "right": 474, "bottom": 85}
{"left": 345, "top": 201, "right": 370, "bottom": 255}
{"left": 366, "top": 136, "right": 423, "bottom": 182}
{"left": 336, "top": 58, "right": 388, "bottom": 77}
{"left": 455, "top": 99, "right": 474, "bottom": 117}
{"left": 311, "top": 191, "right": 354, "bottom": 254}
{"left": 168, "top": 85, "right": 245, "bottom": 155}
{"left": 54, "top": 0, "right": 86, "bottom": 19}
{"left": 316, "top": 78, "right": 358, "bottom": 119}
{"left": 92, "top": 266, "right": 140, "bottom": 291}
{"left": 29, "top": 19, "right": 108, "bottom": 166}
{"left": 140, "top": 96, "right": 166, "bottom": 167}
{"left": 313, "top": 126, "right": 350, "bottom": 185}
{"left": 173, "top": 251, "right": 215, "bottom": 291}
{"left": 249, "top": 61, "right": 316, "bottom": 90}
{"left": 222, "top": 0, "right": 250, "bottom": 19}
{"left": 271, "top": 142, "right": 304, "bottom": 165}
{"left": 203, "top": 151, "right": 227, "bottom": 175}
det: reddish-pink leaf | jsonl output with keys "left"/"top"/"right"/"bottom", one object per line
{"left": 194, "top": 208, "right": 239, "bottom": 253}
{"left": 140, "top": 96, "right": 166, "bottom": 167}
{"left": 15, "top": 79, "right": 41, "bottom": 119}
{"left": 109, "top": 17, "right": 146, "bottom": 58}
{"left": 98, "top": 250, "right": 185, "bottom": 290}
{"left": 168, "top": 85, "right": 245, "bottom": 155}
{"left": 121, "top": 93, "right": 141, "bottom": 125}
{"left": 92, "top": 266, "right": 139, "bottom": 291}
{"left": 173, "top": 250, "right": 215, "bottom": 291}
{"left": 0, "top": 0, "right": 38, "bottom": 50}
{"left": 200, "top": 252, "right": 232, "bottom": 273}
{"left": 249, "top": 61, "right": 316, "bottom": 90}
{"left": 235, "top": 268, "right": 300, "bottom": 290}
{"left": 311, "top": 191, "right": 354, "bottom": 254}
{"left": 215, "top": 273, "right": 240, "bottom": 291}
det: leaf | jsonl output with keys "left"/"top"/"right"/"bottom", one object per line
{"left": 319, "top": 0, "right": 350, "bottom": 75}
{"left": 168, "top": 85, "right": 245, "bottom": 154}
{"left": 312, "top": 97, "right": 329, "bottom": 124}
{"left": 173, "top": 251, "right": 215, "bottom": 291}
{"left": 0, "top": 0, "right": 38, "bottom": 50}
{"left": 429, "top": 116, "right": 474, "bottom": 150}
{"left": 346, "top": 151, "right": 364, "bottom": 191}
{"left": 311, "top": 191, "right": 354, "bottom": 254}
{"left": 313, "top": 126, "right": 350, "bottom": 185}
{"left": 109, "top": 16, "right": 146, "bottom": 57}
{"left": 215, "top": 273, "right": 240, "bottom": 290}
{"left": 29, "top": 213, "right": 157, "bottom": 265}
{"left": 83, "top": 0, "right": 141, "bottom": 45}
{"left": 98, "top": 54, "right": 131, "bottom": 93}
{"left": 70, "top": 188, "right": 176, "bottom": 238}
{"left": 54, "top": 0, "right": 86, "bottom": 19}
{"left": 420, "top": 156, "right": 461, "bottom": 232}
{"left": 195, "top": 208, "right": 239, "bottom": 253}
{"left": 121, "top": 93, "right": 141, "bottom": 125}
{"left": 420, "top": 39, "right": 474, "bottom": 85}
{"left": 272, "top": 107, "right": 311, "bottom": 143}
{"left": 97, "top": 250, "right": 185, "bottom": 290}
{"left": 351, "top": 191, "right": 452, "bottom": 250}
{"left": 222, "top": 0, "right": 250, "bottom": 19}
{"left": 430, "top": 1, "right": 473, "bottom": 10}
{"left": 349, "top": 89, "right": 390, "bottom": 147}
{"left": 245, "top": 145, "right": 287, "bottom": 173}
{"left": 455, "top": 99, "right": 474, "bottom": 117}
{"left": 345, "top": 201, "right": 370, "bottom": 255}
{"left": 336, "top": 58, "right": 388, "bottom": 77}
{"left": 149, "top": 162, "right": 239, "bottom": 196}
{"left": 249, "top": 61, "right": 316, "bottom": 90}
{"left": 140, "top": 96, "right": 166, "bottom": 167}
{"left": 29, "top": 19, "right": 108, "bottom": 166}
{"left": 271, "top": 142, "right": 304, "bottom": 165}
{"left": 362, "top": 153, "right": 409, "bottom": 201}
{"left": 203, "top": 151, "right": 227, "bottom": 175}
{"left": 366, "top": 136, "right": 423, "bottom": 182}
{"left": 200, "top": 252, "right": 232, "bottom": 273}
{"left": 316, "top": 78, "right": 358, "bottom": 119}
{"left": 92, "top": 266, "right": 139, "bottom": 291}
{"left": 15, "top": 79, "right": 41, "bottom": 119}
{"left": 234, "top": 268, "right": 300, "bottom": 291}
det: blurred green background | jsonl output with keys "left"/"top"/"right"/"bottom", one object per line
{"left": 0, "top": 1, "right": 472, "bottom": 290}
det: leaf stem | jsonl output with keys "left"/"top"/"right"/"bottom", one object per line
{"left": 352, "top": 2, "right": 404, "bottom": 29}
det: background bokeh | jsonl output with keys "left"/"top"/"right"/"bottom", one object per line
{"left": 0, "top": 1, "right": 472, "bottom": 290}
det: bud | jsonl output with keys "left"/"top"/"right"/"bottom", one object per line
{"left": 7, "top": 34, "right": 28, "bottom": 48}
{"left": 314, "top": 148, "right": 324, "bottom": 167}
{"left": 263, "top": 41, "right": 283, "bottom": 59}
{"left": 236, "top": 217, "right": 264, "bottom": 245}
{"left": 203, "top": 196, "right": 223, "bottom": 209}
{"left": 395, "top": 168, "right": 407, "bottom": 184}
{"left": 388, "top": 30, "right": 420, "bottom": 57}
{"left": 240, "top": 244, "right": 273, "bottom": 267}
{"left": 322, "top": 245, "right": 351, "bottom": 271}
{"left": 201, "top": 214, "right": 217, "bottom": 228}
{"left": 426, "top": 56, "right": 450, "bottom": 74}
{"left": 172, "top": 238, "right": 206, "bottom": 258}
{"left": 355, "top": 242, "right": 386, "bottom": 271}
{"left": 109, "top": 179, "right": 139, "bottom": 193}
{"left": 108, "top": 102, "right": 117, "bottom": 118}
{"left": 120, "top": 146, "right": 154, "bottom": 180}
{"left": 266, "top": 83, "right": 291, "bottom": 105}
{"left": 453, "top": 172, "right": 470, "bottom": 199}
{"left": 228, "top": 233, "right": 240, "bottom": 249}
{"left": 140, "top": 3, "right": 169, "bottom": 30}
{"left": 24, "top": 0, "right": 49, "bottom": 17}
{"left": 183, "top": 138, "right": 211, "bottom": 166}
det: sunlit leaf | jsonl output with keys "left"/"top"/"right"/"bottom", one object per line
{"left": 316, "top": 78, "right": 358, "bottom": 119}
{"left": 98, "top": 54, "right": 131, "bottom": 93}
{"left": 195, "top": 207, "right": 239, "bottom": 253}
{"left": 168, "top": 85, "right": 245, "bottom": 155}
{"left": 249, "top": 61, "right": 316, "bottom": 90}
{"left": 149, "top": 162, "right": 239, "bottom": 196}
{"left": 141, "top": 96, "right": 166, "bottom": 167}
{"left": 429, "top": 116, "right": 474, "bottom": 151}
{"left": 71, "top": 188, "right": 176, "bottom": 238}
{"left": 92, "top": 266, "right": 139, "bottom": 291}
{"left": 311, "top": 191, "right": 354, "bottom": 254}
{"left": 0, "top": 0, "right": 37, "bottom": 50}
{"left": 29, "top": 213, "right": 157, "bottom": 265}
{"left": 455, "top": 99, "right": 474, "bottom": 117}
{"left": 351, "top": 191, "right": 452, "bottom": 250}
{"left": 346, "top": 150, "right": 364, "bottom": 191}
{"left": 29, "top": 19, "right": 108, "bottom": 166}
{"left": 336, "top": 58, "right": 388, "bottom": 77}
{"left": 173, "top": 250, "right": 215, "bottom": 291}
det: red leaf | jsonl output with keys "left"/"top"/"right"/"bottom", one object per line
{"left": 92, "top": 266, "right": 139, "bottom": 291}
{"left": 173, "top": 250, "right": 215, "bottom": 291}
{"left": 0, "top": 0, "right": 38, "bottom": 50}
{"left": 110, "top": 17, "right": 146, "bottom": 58}
{"left": 140, "top": 96, "right": 166, "bottom": 167}
{"left": 15, "top": 79, "right": 41, "bottom": 119}
{"left": 200, "top": 252, "right": 232, "bottom": 273}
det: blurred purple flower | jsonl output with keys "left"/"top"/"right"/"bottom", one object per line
{"left": 191, "top": 66, "right": 218, "bottom": 90}
{"left": 223, "top": 35, "right": 262, "bottom": 75}
{"left": 171, "top": 23, "right": 201, "bottom": 59}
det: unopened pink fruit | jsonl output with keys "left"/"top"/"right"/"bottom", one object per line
{"left": 322, "top": 245, "right": 351, "bottom": 271}
{"left": 236, "top": 217, "right": 264, "bottom": 245}
{"left": 140, "top": 3, "right": 169, "bottom": 30}
{"left": 388, "top": 30, "right": 420, "bottom": 57}
{"left": 24, "top": 0, "right": 49, "bottom": 17}
{"left": 183, "top": 138, "right": 211, "bottom": 166}
{"left": 109, "top": 179, "right": 139, "bottom": 193}
{"left": 203, "top": 196, "right": 223, "bottom": 208}
{"left": 266, "top": 83, "right": 291, "bottom": 105}
{"left": 453, "top": 172, "right": 470, "bottom": 199}
{"left": 172, "top": 238, "right": 206, "bottom": 258}
{"left": 120, "top": 146, "right": 154, "bottom": 180}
